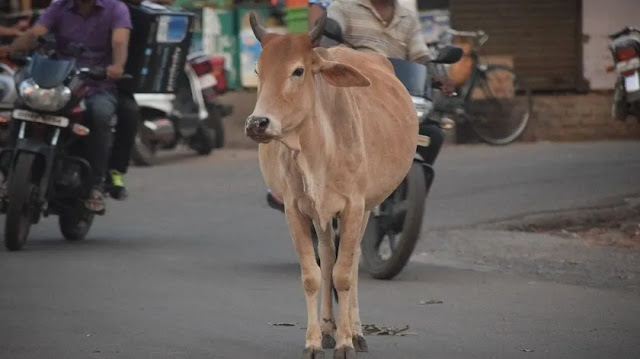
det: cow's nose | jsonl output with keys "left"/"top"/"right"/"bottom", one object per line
{"left": 246, "top": 116, "right": 270, "bottom": 133}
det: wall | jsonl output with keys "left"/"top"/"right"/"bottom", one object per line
{"left": 583, "top": 0, "right": 640, "bottom": 90}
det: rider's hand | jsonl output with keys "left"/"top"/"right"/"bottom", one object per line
{"left": 106, "top": 64, "right": 124, "bottom": 80}
{"left": 0, "top": 46, "right": 11, "bottom": 59}
{"left": 14, "top": 19, "right": 31, "bottom": 31}
{"left": 435, "top": 76, "right": 456, "bottom": 96}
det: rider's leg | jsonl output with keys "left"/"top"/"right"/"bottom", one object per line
{"left": 417, "top": 121, "right": 445, "bottom": 166}
{"left": 107, "top": 90, "right": 139, "bottom": 200}
{"left": 83, "top": 90, "right": 117, "bottom": 213}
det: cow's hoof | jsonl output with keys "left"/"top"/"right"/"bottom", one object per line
{"left": 302, "top": 347, "right": 325, "bottom": 359}
{"left": 333, "top": 346, "right": 356, "bottom": 359}
{"left": 322, "top": 333, "right": 336, "bottom": 349}
{"left": 352, "top": 335, "right": 368, "bottom": 352}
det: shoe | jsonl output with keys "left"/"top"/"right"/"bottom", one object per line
{"left": 106, "top": 169, "right": 128, "bottom": 200}
{"left": 266, "top": 190, "right": 285, "bottom": 212}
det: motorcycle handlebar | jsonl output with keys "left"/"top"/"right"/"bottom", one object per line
{"left": 78, "top": 67, "right": 133, "bottom": 81}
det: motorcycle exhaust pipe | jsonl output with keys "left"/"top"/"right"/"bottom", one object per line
{"left": 141, "top": 119, "right": 175, "bottom": 144}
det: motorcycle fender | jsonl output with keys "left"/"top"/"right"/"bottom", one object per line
{"left": 15, "top": 138, "right": 51, "bottom": 157}
{"left": 133, "top": 94, "right": 175, "bottom": 115}
{"left": 412, "top": 156, "right": 435, "bottom": 193}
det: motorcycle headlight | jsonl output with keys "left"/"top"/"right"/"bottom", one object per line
{"left": 19, "top": 79, "right": 72, "bottom": 112}
{"left": 412, "top": 96, "right": 433, "bottom": 120}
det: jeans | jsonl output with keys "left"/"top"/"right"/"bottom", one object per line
{"left": 109, "top": 91, "right": 140, "bottom": 174}
{"left": 84, "top": 90, "right": 117, "bottom": 187}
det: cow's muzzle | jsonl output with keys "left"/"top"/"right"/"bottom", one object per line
{"left": 245, "top": 116, "right": 272, "bottom": 142}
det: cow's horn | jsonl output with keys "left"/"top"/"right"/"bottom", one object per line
{"left": 249, "top": 11, "right": 267, "bottom": 43}
{"left": 309, "top": 12, "right": 327, "bottom": 44}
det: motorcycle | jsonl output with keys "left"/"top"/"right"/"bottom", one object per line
{"left": 0, "top": 40, "right": 128, "bottom": 251}
{"left": 131, "top": 52, "right": 232, "bottom": 166}
{"left": 608, "top": 26, "right": 640, "bottom": 121}
{"left": 0, "top": 59, "right": 17, "bottom": 145}
{"left": 267, "top": 19, "right": 463, "bottom": 280}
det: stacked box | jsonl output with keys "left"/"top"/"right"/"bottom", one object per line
{"left": 124, "top": 3, "right": 195, "bottom": 94}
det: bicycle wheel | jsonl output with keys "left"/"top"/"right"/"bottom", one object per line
{"left": 467, "top": 64, "right": 532, "bottom": 145}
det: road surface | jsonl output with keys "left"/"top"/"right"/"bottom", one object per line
{"left": 1, "top": 141, "right": 639, "bottom": 359}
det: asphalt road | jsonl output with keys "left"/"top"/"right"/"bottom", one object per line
{"left": 1, "top": 141, "right": 640, "bottom": 359}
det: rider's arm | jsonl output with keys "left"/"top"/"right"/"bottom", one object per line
{"left": 108, "top": 2, "right": 133, "bottom": 79}
{"left": 0, "top": 25, "right": 22, "bottom": 37}
{"left": 407, "top": 14, "right": 432, "bottom": 64}
{"left": 8, "top": 24, "right": 48, "bottom": 53}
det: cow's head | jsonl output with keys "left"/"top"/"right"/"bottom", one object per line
{"left": 245, "top": 12, "right": 370, "bottom": 144}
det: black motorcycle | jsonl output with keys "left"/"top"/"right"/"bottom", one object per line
{"left": 0, "top": 41, "right": 125, "bottom": 251}
{"left": 267, "top": 20, "right": 462, "bottom": 280}
{"left": 608, "top": 26, "right": 640, "bottom": 121}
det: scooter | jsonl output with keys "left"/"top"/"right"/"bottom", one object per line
{"left": 131, "top": 52, "right": 231, "bottom": 166}
{"left": 608, "top": 26, "right": 640, "bottom": 121}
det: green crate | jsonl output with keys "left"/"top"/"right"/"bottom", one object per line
{"left": 285, "top": 7, "right": 308, "bottom": 33}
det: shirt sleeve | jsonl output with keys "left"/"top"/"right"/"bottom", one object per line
{"left": 111, "top": 2, "right": 133, "bottom": 30}
{"left": 407, "top": 14, "right": 431, "bottom": 61}
{"left": 36, "top": 3, "right": 60, "bottom": 32}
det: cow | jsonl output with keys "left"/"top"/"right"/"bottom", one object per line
{"left": 244, "top": 12, "right": 418, "bottom": 359}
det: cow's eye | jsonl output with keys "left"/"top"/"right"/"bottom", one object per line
{"left": 292, "top": 67, "right": 304, "bottom": 77}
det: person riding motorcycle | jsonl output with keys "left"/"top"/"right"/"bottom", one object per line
{"left": 266, "top": 0, "right": 453, "bottom": 208}
{"left": 105, "top": 0, "right": 175, "bottom": 200}
{"left": 1, "top": 0, "right": 132, "bottom": 213}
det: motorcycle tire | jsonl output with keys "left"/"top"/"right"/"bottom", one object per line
{"left": 361, "top": 162, "right": 427, "bottom": 280}
{"left": 59, "top": 213, "right": 94, "bottom": 241}
{"left": 131, "top": 121, "right": 158, "bottom": 167}
{"left": 190, "top": 125, "right": 216, "bottom": 156}
{"left": 4, "top": 153, "right": 37, "bottom": 251}
{"left": 206, "top": 104, "right": 226, "bottom": 149}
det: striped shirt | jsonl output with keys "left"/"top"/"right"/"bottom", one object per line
{"left": 327, "top": 0, "right": 431, "bottom": 61}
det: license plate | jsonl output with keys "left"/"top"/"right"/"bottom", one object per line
{"left": 12, "top": 109, "right": 69, "bottom": 128}
{"left": 198, "top": 74, "right": 217, "bottom": 89}
{"left": 625, "top": 72, "right": 640, "bottom": 92}
{"left": 616, "top": 57, "right": 640, "bottom": 73}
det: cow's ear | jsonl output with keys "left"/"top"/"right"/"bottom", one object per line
{"left": 312, "top": 50, "right": 370, "bottom": 88}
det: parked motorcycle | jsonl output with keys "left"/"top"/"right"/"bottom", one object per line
{"left": 131, "top": 52, "right": 232, "bottom": 166}
{"left": 608, "top": 26, "right": 640, "bottom": 121}
{"left": 267, "top": 20, "right": 463, "bottom": 280}
{"left": 0, "top": 41, "right": 128, "bottom": 251}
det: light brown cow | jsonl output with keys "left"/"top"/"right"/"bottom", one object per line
{"left": 245, "top": 12, "right": 417, "bottom": 359}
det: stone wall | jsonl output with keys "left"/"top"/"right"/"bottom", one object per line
{"left": 520, "top": 93, "right": 640, "bottom": 142}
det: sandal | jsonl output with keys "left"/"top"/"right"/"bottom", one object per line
{"left": 85, "top": 188, "right": 106, "bottom": 215}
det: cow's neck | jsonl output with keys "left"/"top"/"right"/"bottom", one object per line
{"left": 279, "top": 83, "right": 360, "bottom": 229}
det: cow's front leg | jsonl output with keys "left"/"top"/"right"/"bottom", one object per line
{"left": 350, "top": 211, "right": 370, "bottom": 353}
{"left": 285, "top": 206, "right": 323, "bottom": 359}
{"left": 333, "top": 203, "right": 365, "bottom": 359}
{"left": 314, "top": 221, "right": 336, "bottom": 349}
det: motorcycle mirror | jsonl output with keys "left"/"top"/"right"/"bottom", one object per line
{"left": 432, "top": 45, "right": 463, "bottom": 64}
{"left": 323, "top": 18, "right": 344, "bottom": 43}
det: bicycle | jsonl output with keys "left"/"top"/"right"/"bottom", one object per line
{"left": 434, "top": 29, "right": 533, "bottom": 145}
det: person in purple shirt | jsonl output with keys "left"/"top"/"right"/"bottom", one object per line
{"left": 4, "top": 0, "right": 132, "bottom": 214}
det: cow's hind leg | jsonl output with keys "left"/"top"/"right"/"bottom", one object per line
{"left": 350, "top": 211, "right": 370, "bottom": 353}
{"left": 286, "top": 206, "right": 324, "bottom": 359}
{"left": 314, "top": 221, "right": 337, "bottom": 349}
{"left": 333, "top": 203, "right": 365, "bottom": 359}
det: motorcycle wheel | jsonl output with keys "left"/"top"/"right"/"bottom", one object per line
{"left": 206, "top": 104, "right": 226, "bottom": 149}
{"left": 131, "top": 120, "right": 158, "bottom": 167}
{"left": 59, "top": 213, "right": 94, "bottom": 241}
{"left": 189, "top": 125, "right": 216, "bottom": 156}
{"left": 361, "top": 162, "right": 427, "bottom": 280}
{"left": 4, "top": 153, "right": 37, "bottom": 251}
